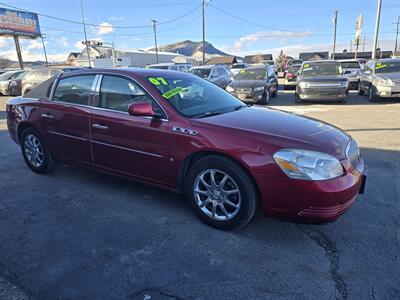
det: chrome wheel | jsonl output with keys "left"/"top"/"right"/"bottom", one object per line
{"left": 24, "top": 134, "right": 44, "bottom": 168}
{"left": 193, "top": 169, "right": 241, "bottom": 221}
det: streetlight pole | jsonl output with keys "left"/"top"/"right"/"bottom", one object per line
{"left": 80, "top": 0, "right": 91, "bottom": 67}
{"left": 394, "top": 16, "right": 400, "bottom": 53}
{"left": 202, "top": 0, "right": 205, "bottom": 64}
{"left": 151, "top": 19, "right": 159, "bottom": 64}
{"left": 332, "top": 11, "right": 338, "bottom": 59}
{"left": 372, "top": 0, "right": 382, "bottom": 59}
{"left": 40, "top": 34, "right": 48, "bottom": 65}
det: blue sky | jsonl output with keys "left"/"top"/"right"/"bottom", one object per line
{"left": 0, "top": 0, "right": 399, "bottom": 62}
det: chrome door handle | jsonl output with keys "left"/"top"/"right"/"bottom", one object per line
{"left": 92, "top": 123, "right": 109, "bottom": 130}
{"left": 41, "top": 113, "right": 53, "bottom": 119}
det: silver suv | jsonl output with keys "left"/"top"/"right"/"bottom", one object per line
{"left": 359, "top": 59, "right": 400, "bottom": 101}
{"left": 190, "top": 65, "right": 232, "bottom": 89}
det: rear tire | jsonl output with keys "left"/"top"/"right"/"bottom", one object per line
{"left": 185, "top": 155, "right": 258, "bottom": 230}
{"left": 271, "top": 89, "right": 277, "bottom": 98}
{"left": 20, "top": 128, "right": 57, "bottom": 174}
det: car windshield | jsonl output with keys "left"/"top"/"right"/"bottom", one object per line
{"left": 287, "top": 65, "right": 301, "bottom": 74}
{"left": 0, "top": 71, "right": 18, "bottom": 81}
{"left": 190, "top": 68, "right": 211, "bottom": 78}
{"left": 147, "top": 65, "right": 170, "bottom": 70}
{"left": 146, "top": 74, "right": 244, "bottom": 118}
{"left": 231, "top": 64, "right": 245, "bottom": 69}
{"left": 301, "top": 62, "right": 342, "bottom": 76}
{"left": 236, "top": 69, "right": 265, "bottom": 80}
{"left": 375, "top": 61, "right": 400, "bottom": 73}
{"left": 15, "top": 72, "right": 27, "bottom": 79}
{"left": 289, "top": 60, "right": 302, "bottom": 65}
{"left": 340, "top": 62, "right": 360, "bottom": 69}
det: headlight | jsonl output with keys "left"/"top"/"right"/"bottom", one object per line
{"left": 226, "top": 86, "right": 234, "bottom": 92}
{"left": 298, "top": 81, "right": 309, "bottom": 88}
{"left": 9, "top": 81, "right": 17, "bottom": 87}
{"left": 253, "top": 86, "right": 264, "bottom": 92}
{"left": 375, "top": 78, "right": 394, "bottom": 87}
{"left": 273, "top": 149, "right": 344, "bottom": 181}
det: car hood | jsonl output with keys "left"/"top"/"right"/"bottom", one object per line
{"left": 230, "top": 80, "right": 266, "bottom": 89}
{"left": 192, "top": 106, "right": 350, "bottom": 159}
{"left": 376, "top": 72, "right": 400, "bottom": 81}
{"left": 298, "top": 75, "right": 347, "bottom": 82}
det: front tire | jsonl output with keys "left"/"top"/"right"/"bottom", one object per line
{"left": 295, "top": 92, "right": 302, "bottom": 103}
{"left": 259, "top": 89, "right": 270, "bottom": 105}
{"left": 368, "top": 85, "right": 378, "bottom": 102}
{"left": 358, "top": 81, "right": 364, "bottom": 95}
{"left": 20, "top": 128, "right": 57, "bottom": 174}
{"left": 185, "top": 155, "right": 258, "bottom": 230}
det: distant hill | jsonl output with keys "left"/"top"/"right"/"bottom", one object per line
{"left": 149, "top": 40, "right": 229, "bottom": 59}
{"left": 0, "top": 58, "right": 49, "bottom": 70}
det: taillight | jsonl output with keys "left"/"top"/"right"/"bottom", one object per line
{"left": 286, "top": 73, "right": 293, "bottom": 79}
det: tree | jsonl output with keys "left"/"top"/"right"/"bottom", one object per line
{"left": 275, "top": 50, "right": 288, "bottom": 72}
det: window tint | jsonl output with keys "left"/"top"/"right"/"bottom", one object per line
{"left": 53, "top": 75, "right": 95, "bottom": 105}
{"left": 99, "top": 75, "right": 164, "bottom": 116}
{"left": 170, "top": 65, "right": 179, "bottom": 71}
{"left": 178, "top": 65, "right": 186, "bottom": 72}
{"left": 37, "top": 70, "right": 52, "bottom": 81}
{"left": 217, "top": 67, "right": 226, "bottom": 76}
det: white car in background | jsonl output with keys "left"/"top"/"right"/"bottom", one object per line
{"left": 340, "top": 59, "right": 362, "bottom": 89}
{"left": 262, "top": 60, "right": 278, "bottom": 74}
{"left": 230, "top": 63, "right": 249, "bottom": 76}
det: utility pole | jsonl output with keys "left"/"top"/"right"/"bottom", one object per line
{"left": 80, "top": 0, "right": 91, "bottom": 67}
{"left": 202, "top": 0, "right": 206, "bottom": 64}
{"left": 332, "top": 11, "right": 338, "bottom": 59}
{"left": 40, "top": 34, "right": 48, "bottom": 65}
{"left": 13, "top": 36, "right": 24, "bottom": 69}
{"left": 151, "top": 19, "right": 159, "bottom": 64}
{"left": 363, "top": 36, "right": 366, "bottom": 52}
{"left": 372, "top": 0, "right": 382, "bottom": 59}
{"left": 394, "top": 16, "right": 400, "bottom": 53}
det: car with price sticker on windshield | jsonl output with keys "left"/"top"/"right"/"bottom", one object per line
{"left": 226, "top": 65, "right": 278, "bottom": 104}
{"left": 296, "top": 60, "right": 349, "bottom": 103}
{"left": 6, "top": 68, "right": 366, "bottom": 230}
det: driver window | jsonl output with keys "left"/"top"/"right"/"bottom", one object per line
{"left": 99, "top": 75, "right": 162, "bottom": 114}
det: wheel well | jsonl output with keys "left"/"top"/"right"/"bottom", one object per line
{"left": 17, "top": 122, "right": 33, "bottom": 142}
{"left": 178, "top": 151, "right": 260, "bottom": 200}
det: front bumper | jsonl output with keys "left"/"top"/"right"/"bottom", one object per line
{"left": 347, "top": 78, "right": 359, "bottom": 89}
{"left": 297, "top": 86, "right": 348, "bottom": 101}
{"left": 376, "top": 85, "right": 400, "bottom": 98}
{"left": 255, "top": 157, "right": 365, "bottom": 222}
{"left": 230, "top": 90, "right": 264, "bottom": 103}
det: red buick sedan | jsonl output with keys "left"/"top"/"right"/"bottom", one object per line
{"left": 6, "top": 68, "right": 366, "bottom": 230}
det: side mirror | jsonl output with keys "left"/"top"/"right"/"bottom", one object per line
{"left": 128, "top": 102, "right": 160, "bottom": 118}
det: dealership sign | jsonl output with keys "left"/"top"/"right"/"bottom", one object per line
{"left": 0, "top": 7, "right": 41, "bottom": 38}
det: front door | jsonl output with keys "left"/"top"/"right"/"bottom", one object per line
{"left": 39, "top": 74, "right": 96, "bottom": 164}
{"left": 90, "top": 75, "right": 170, "bottom": 185}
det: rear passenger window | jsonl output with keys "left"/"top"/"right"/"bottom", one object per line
{"left": 99, "top": 75, "right": 164, "bottom": 116}
{"left": 178, "top": 65, "right": 186, "bottom": 72}
{"left": 53, "top": 75, "right": 95, "bottom": 105}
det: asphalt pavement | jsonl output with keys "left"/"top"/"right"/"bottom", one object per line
{"left": 0, "top": 90, "right": 399, "bottom": 300}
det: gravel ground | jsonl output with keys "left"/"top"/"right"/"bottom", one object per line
{"left": 0, "top": 90, "right": 399, "bottom": 300}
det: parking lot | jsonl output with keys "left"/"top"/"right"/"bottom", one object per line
{"left": 0, "top": 90, "right": 399, "bottom": 299}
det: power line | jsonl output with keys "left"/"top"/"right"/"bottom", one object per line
{"left": 0, "top": 2, "right": 201, "bottom": 28}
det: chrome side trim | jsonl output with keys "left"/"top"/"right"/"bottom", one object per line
{"left": 91, "top": 140, "right": 163, "bottom": 158}
{"left": 48, "top": 130, "right": 89, "bottom": 142}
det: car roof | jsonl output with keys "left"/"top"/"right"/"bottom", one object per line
{"left": 191, "top": 65, "right": 214, "bottom": 69}
{"left": 58, "top": 67, "right": 195, "bottom": 79}
{"left": 303, "top": 60, "right": 340, "bottom": 64}
{"left": 338, "top": 59, "right": 360, "bottom": 63}
{"left": 147, "top": 63, "right": 175, "bottom": 67}
{"left": 371, "top": 58, "right": 400, "bottom": 63}
{"left": 246, "top": 66, "right": 267, "bottom": 70}
{"left": 289, "top": 64, "right": 302, "bottom": 67}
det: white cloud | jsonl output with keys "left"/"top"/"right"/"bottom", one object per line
{"left": 27, "top": 39, "right": 44, "bottom": 50}
{"left": 222, "top": 31, "right": 313, "bottom": 53}
{"left": 0, "top": 37, "right": 9, "bottom": 48}
{"left": 1, "top": 49, "right": 68, "bottom": 62}
{"left": 97, "top": 22, "right": 114, "bottom": 35}
{"left": 55, "top": 37, "right": 69, "bottom": 48}
{"left": 74, "top": 40, "right": 85, "bottom": 51}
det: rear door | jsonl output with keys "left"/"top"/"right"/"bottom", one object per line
{"left": 39, "top": 74, "right": 96, "bottom": 164}
{"left": 90, "top": 74, "right": 170, "bottom": 185}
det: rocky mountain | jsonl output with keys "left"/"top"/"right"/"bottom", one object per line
{"left": 149, "top": 40, "right": 229, "bottom": 59}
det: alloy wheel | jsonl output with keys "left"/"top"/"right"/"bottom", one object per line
{"left": 24, "top": 134, "right": 44, "bottom": 168}
{"left": 193, "top": 169, "right": 241, "bottom": 221}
